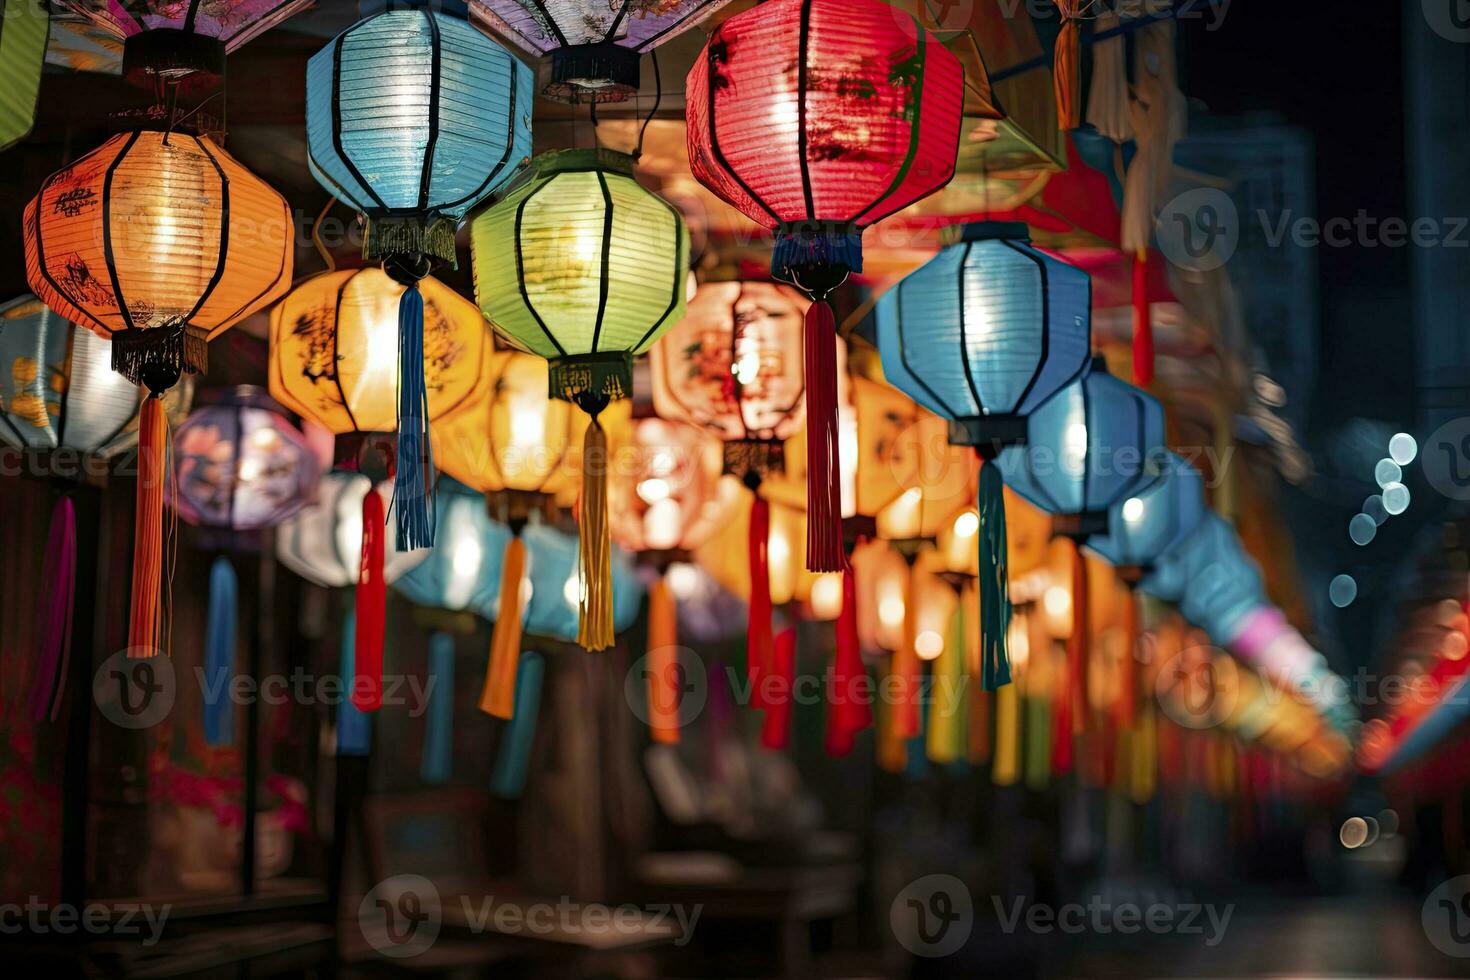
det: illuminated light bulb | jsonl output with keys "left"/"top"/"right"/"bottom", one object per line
{"left": 768, "top": 527, "right": 791, "bottom": 568}
{"left": 1122, "top": 497, "right": 1145, "bottom": 524}
{"left": 250, "top": 427, "right": 281, "bottom": 450}
{"left": 810, "top": 573, "right": 843, "bottom": 620}
{"left": 643, "top": 498, "right": 682, "bottom": 550}
{"left": 879, "top": 594, "right": 906, "bottom": 628}
{"left": 1065, "top": 421, "right": 1088, "bottom": 456}
{"left": 666, "top": 562, "right": 700, "bottom": 600}
{"left": 238, "top": 456, "right": 263, "bottom": 483}
{"left": 901, "top": 487, "right": 923, "bottom": 506}
{"left": 915, "top": 629, "right": 944, "bottom": 661}
{"left": 648, "top": 450, "right": 676, "bottom": 477}
{"left": 732, "top": 347, "right": 761, "bottom": 385}
{"left": 563, "top": 574, "right": 580, "bottom": 607}
{"left": 452, "top": 537, "right": 482, "bottom": 579}
{"left": 953, "top": 511, "right": 979, "bottom": 538}
{"left": 638, "top": 477, "right": 672, "bottom": 504}
{"left": 510, "top": 407, "right": 545, "bottom": 447}
{"left": 1044, "top": 585, "right": 1072, "bottom": 620}
{"left": 573, "top": 232, "right": 600, "bottom": 265}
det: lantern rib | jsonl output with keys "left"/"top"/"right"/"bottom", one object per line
{"left": 701, "top": 30, "right": 781, "bottom": 225}
{"left": 795, "top": 0, "right": 816, "bottom": 221}
{"left": 512, "top": 182, "right": 569, "bottom": 357}
{"left": 211, "top": 186, "right": 294, "bottom": 332}
{"left": 729, "top": 286, "right": 749, "bottom": 441}
{"left": 329, "top": 32, "right": 390, "bottom": 214}
{"left": 184, "top": 0, "right": 201, "bottom": 32}
{"left": 849, "top": 14, "right": 927, "bottom": 227}
{"left": 417, "top": 9, "right": 444, "bottom": 213}
{"left": 29, "top": 174, "right": 112, "bottom": 337}
{"left": 100, "top": 130, "right": 143, "bottom": 333}
{"left": 183, "top": 136, "right": 232, "bottom": 328}
{"left": 434, "top": 58, "right": 524, "bottom": 215}
{"left": 591, "top": 169, "right": 616, "bottom": 353}
{"left": 604, "top": 1, "right": 633, "bottom": 44}
{"left": 892, "top": 275, "right": 962, "bottom": 420}
{"left": 1079, "top": 376, "right": 1094, "bottom": 512}
{"left": 528, "top": 0, "right": 570, "bottom": 48}
{"left": 629, "top": 192, "right": 689, "bottom": 354}
{"left": 1003, "top": 237, "right": 1052, "bottom": 416}
{"left": 55, "top": 333, "right": 74, "bottom": 448}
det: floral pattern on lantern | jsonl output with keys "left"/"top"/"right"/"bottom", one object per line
{"left": 470, "top": 0, "right": 732, "bottom": 103}
{"left": 276, "top": 471, "right": 428, "bottom": 589}
{"left": 169, "top": 388, "right": 319, "bottom": 530}
{"left": 0, "top": 0, "right": 47, "bottom": 152}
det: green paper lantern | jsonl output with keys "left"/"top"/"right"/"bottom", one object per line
{"left": 0, "top": 0, "right": 48, "bottom": 153}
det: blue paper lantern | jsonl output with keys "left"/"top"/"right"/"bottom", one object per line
{"left": 392, "top": 480, "right": 513, "bottom": 617}
{"left": 998, "top": 358, "right": 1166, "bottom": 537}
{"left": 1086, "top": 452, "right": 1206, "bottom": 570}
{"left": 1142, "top": 513, "right": 1266, "bottom": 645}
{"left": 523, "top": 524, "right": 643, "bottom": 643}
{"left": 306, "top": 3, "right": 534, "bottom": 550}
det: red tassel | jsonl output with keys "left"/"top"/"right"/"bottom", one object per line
{"left": 803, "top": 300, "right": 846, "bottom": 573}
{"left": 761, "top": 628, "right": 797, "bottom": 750}
{"left": 128, "top": 396, "right": 167, "bottom": 657}
{"left": 1069, "top": 538, "right": 1089, "bottom": 736}
{"left": 352, "top": 486, "right": 386, "bottom": 712}
{"left": 826, "top": 565, "right": 869, "bottom": 756}
{"left": 747, "top": 495, "right": 774, "bottom": 712}
{"left": 1132, "top": 250, "right": 1154, "bottom": 386}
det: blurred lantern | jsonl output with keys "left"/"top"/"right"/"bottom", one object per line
{"left": 649, "top": 280, "right": 808, "bottom": 700}
{"left": 472, "top": 147, "right": 688, "bottom": 652}
{"left": 169, "top": 388, "right": 317, "bottom": 740}
{"left": 877, "top": 221, "right": 1093, "bottom": 692}
{"left": 0, "top": 0, "right": 47, "bottom": 152}
{"left": 276, "top": 472, "right": 427, "bottom": 589}
{"left": 393, "top": 480, "right": 514, "bottom": 619}
{"left": 1, "top": 294, "right": 194, "bottom": 720}
{"left": 470, "top": 0, "right": 731, "bottom": 103}
{"left": 24, "top": 129, "right": 293, "bottom": 657}
{"left": 522, "top": 523, "right": 644, "bottom": 644}
{"left": 55, "top": 0, "right": 309, "bottom": 84}
{"left": 999, "top": 357, "right": 1165, "bottom": 739}
{"left": 686, "top": 0, "right": 965, "bottom": 573}
{"left": 305, "top": 4, "right": 535, "bottom": 548}
{"left": 1143, "top": 513, "right": 1266, "bottom": 649}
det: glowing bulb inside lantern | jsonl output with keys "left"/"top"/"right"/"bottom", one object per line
{"left": 1044, "top": 585, "right": 1072, "bottom": 619}
{"left": 733, "top": 347, "right": 761, "bottom": 386}
{"left": 452, "top": 537, "right": 482, "bottom": 579}
{"left": 1122, "top": 497, "right": 1145, "bottom": 524}
{"left": 953, "top": 511, "right": 979, "bottom": 538}
{"left": 250, "top": 427, "right": 281, "bottom": 451}
{"left": 563, "top": 574, "right": 579, "bottom": 607}
{"left": 667, "top": 562, "right": 699, "bottom": 600}
{"left": 810, "top": 573, "right": 843, "bottom": 620}
{"left": 638, "top": 478, "right": 672, "bottom": 504}
{"left": 644, "top": 498, "right": 682, "bottom": 550}
{"left": 915, "top": 630, "right": 944, "bottom": 661}
{"left": 1065, "top": 422, "right": 1088, "bottom": 456}
{"left": 510, "top": 407, "right": 545, "bottom": 448}
{"left": 238, "top": 456, "right": 263, "bottom": 483}
{"left": 879, "top": 594, "right": 905, "bottom": 628}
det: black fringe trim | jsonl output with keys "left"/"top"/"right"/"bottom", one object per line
{"left": 111, "top": 321, "right": 207, "bottom": 394}
{"left": 723, "top": 439, "right": 785, "bottom": 481}
{"left": 548, "top": 352, "right": 633, "bottom": 405}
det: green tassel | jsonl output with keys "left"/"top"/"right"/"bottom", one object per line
{"left": 979, "top": 460, "right": 1012, "bottom": 690}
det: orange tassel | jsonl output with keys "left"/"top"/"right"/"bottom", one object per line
{"left": 890, "top": 561, "right": 921, "bottom": 738}
{"left": 480, "top": 535, "right": 526, "bottom": 720}
{"left": 1053, "top": 2, "right": 1085, "bottom": 130}
{"left": 128, "top": 396, "right": 167, "bottom": 657}
{"left": 647, "top": 577, "right": 680, "bottom": 745}
{"left": 1118, "top": 586, "right": 1138, "bottom": 731}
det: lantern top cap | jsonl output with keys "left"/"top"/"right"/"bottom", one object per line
{"left": 956, "top": 221, "right": 1032, "bottom": 244}
{"left": 1088, "top": 354, "right": 1110, "bottom": 375}
{"left": 528, "top": 147, "right": 638, "bottom": 180}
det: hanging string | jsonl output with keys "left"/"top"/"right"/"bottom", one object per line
{"left": 1119, "top": 585, "right": 1138, "bottom": 731}
{"left": 312, "top": 197, "right": 339, "bottom": 274}
{"left": 420, "top": 632, "right": 455, "bottom": 784}
{"left": 746, "top": 486, "right": 774, "bottom": 711}
{"left": 1132, "top": 249, "right": 1155, "bottom": 386}
{"left": 977, "top": 455, "right": 1012, "bottom": 690}
{"left": 635, "top": 49, "right": 662, "bottom": 160}
{"left": 1068, "top": 537, "right": 1090, "bottom": 736}
{"left": 802, "top": 297, "right": 846, "bottom": 572}
{"left": 1052, "top": 1, "right": 1096, "bottom": 130}
{"left": 646, "top": 577, "right": 680, "bottom": 745}
{"left": 336, "top": 608, "right": 371, "bottom": 756}
{"left": 760, "top": 628, "right": 797, "bottom": 751}
{"left": 491, "top": 651, "right": 545, "bottom": 799}
{"left": 128, "top": 396, "right": 168, "bottom": 657}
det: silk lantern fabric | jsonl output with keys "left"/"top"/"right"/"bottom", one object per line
{"left": 648, "top": 280, "right": 810, "bottom": 477}
{"left": 470, "top": 0, "right": 732, "bottom": 103}
{"left": 276, "top": 471, "right": 427, "bottom": 588}
{"left": 23, "top": 130, "right": 293, "bottom": 392}
{"left": 1142, "top": 513, "right": 1266, "bottom": 646}
{"left": 522, "top": 523, "right": 643, "bottom": 642}
{"left": 392, "top": 480, "right": 514, "bottom": 617}
{"left": 268, "top": 268, "right": 491, "bottom": 436}
{"left": 0, "top": 295, "right": 196, "bottom": 455}
{"left": 471, "top": 147, "right": 688, "bottom": 403}
{"left": 0, "top": 0, "right": 47, "bottom": 152}
{"left": 685, "top": 0, "right": 964, "bottom": 282}
{"left": 1086, "top": 452, "right": 1207, "bottom": 570}
{"left": 305, "top": 5, "right": 534, "bottom": 266}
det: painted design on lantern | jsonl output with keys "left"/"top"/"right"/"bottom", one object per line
{"left": 57, "top": 255, "right": 116, "bottom": 313}
{"left": 175, "top": 421, "right": 301, "bottom": 520}
{"left": 3, "top": 356, "right": 60, "bottom": 429}
{"left": 52, "top": 188, "right": 98, "bottom": 219}
{"left": 288, "top": 293, "right": 465, "bottom": 398}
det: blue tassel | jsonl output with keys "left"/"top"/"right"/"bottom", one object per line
{"left": 203, "top": 557, "right": 238, "bottom": 746}
{"left": 337, "top": 609, "right": 372, "bottom": 756}
{"left": 491, "top": 651, "right": 544, "bottom": 799}
{"left": 395, "top": 283, "right": 436, "bottom": 551}
{"left": 979, "top": 461, "right": 1013, "bottom": 691}
{"left": 420, "top": 632, "right": 455, "bottom": 784}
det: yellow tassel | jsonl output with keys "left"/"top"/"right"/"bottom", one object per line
{"left": 647, "top": 578, "right": 680, "bottom": 745}
{"left": 480, "top": 536, "right": 526, "bottom": 719}
{"left": 578, "top": 416, "right": 615, "bottom": 651}
{"left": 991, "top": 679, "right": 1020, "bottom": 786}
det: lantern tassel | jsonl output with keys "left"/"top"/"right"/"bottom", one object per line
{"left": 202, "top": 556, "right": 238, "bottom": 746}
{"left": 480, "top": 535, "right": 526, "bottom": 719}
{"left": 111, "top": 320, "right": 207, "bottom": 389}
{"left": 578, "top": 413, "right": 615, "bottom": 651}
{"left": 825, "top": 564, "right": 869, "bottom": 756}
{"left": 421, "top": 632, "right": 454, "bottom": 785}
{"left": 128, "top": 395, "right": 168, "bottom": 657}
{"left": 647, "top": 577, "right": 681, "bottom": 745}
{"left": 351, "top": 486, "right": 386, "bottom": 712}
{"left": 1068, "top": 537, "right": 1089, "bottom": 736}
{"left": 395, "top": 282, "right": 436, "bottom": 552}
{"left": 1132, "top": 249, "right": 1154, "bottom": 386}
{"left": 28, "top": 496, "right": 76, "bottom": 723}
{"left": 336, "top": 609, "right": 371, "bottom": 756}
{"left": 760, "top": 628, "right": 797, "bottom": 750}
{"left": 891, "top": 561, "right": 921, "bottom": 739}
{"left": 804, "top": 299, "right": 846, "bottom": 573}
{"left": 978, "top": 458, "right": 1012, "bottom": 691}
{"left": 747, "top": 492, "right": 774, "bottom": 711}
{"left": 1053, "top": 2, "right": 1084, "bottom": 130}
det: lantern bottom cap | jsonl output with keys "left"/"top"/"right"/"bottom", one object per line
{"left": 548, "top": 351, "right": 634, "bottom": 407}
{"left": 772, "top": 222, "right": 864, "bottom": 292}
{"left": 1052, "top": 511, "right": 1110, "bottom": 540}
{"left": 363, "top": 215, "right": 458, "bottom": 268}
{"left": 546, "top": 43, "right": 641, "bottom": 105}
{"left": 949, "top": 414, "right": 1028, "bottom": 453}
{"left": 723, "top": 439, "right": 785, "bottom": 483}
{"left": 111, "top": 321, "right": 208, "bottom": 395}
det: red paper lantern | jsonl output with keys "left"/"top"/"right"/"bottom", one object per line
{"left": 685, "top": 0, "right": 964, "bottom": 573}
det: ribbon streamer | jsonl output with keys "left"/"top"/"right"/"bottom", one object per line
{"left": 421, "top": 632, "right": 454, "bottom": 784}
{"left": 203, "top": 556, "right": 238, "bottom": 746}
{"left": 481, "top": 535, "right": 527, "bottom": 719}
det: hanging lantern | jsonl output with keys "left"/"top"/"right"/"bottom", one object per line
{"left": 998, "top": 356, "right": 1165, "bottom": 738}
{"left": 24, "top": 129, "right": 293, "bottom": 657}
{"left": 306, "top": 3, "right": 535, "bottom": 549}
{"left": 393, "top": 480, "right": 515, "bottom": 618}
{"left": 0, "top": 0, "right": 47, "bottom": 152}
{"left": 608, "top": 417, "right": 728, "bottom": 555}
{"left": 276, "top": 471, "right": 428, "bottom": 589}
{"left": 54, "top": 0, "right": 310, "bottom": 84}
{"left": 471, "top": 147, "right": 689, "bottom": 652}
{"left": 686, "top": 0, "right": 965, "bottom": 573}
{"left": 1086, "top": 453, "right": 1206, "bottom": 573}
{"left": 1142, "top": 513, "right": 1266, "bottom": 649}
{"left": 876, "top": 221, "right": 1092, "bottom": 691}
{"left": 522, "top": 523, "right": 645, "bottom": 644}
{"left": 470, "top": 0, "right": 732, "bottom": 103}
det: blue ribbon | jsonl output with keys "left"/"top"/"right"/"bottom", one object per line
{"left": 395, "top": 283, "right": 436, "bottom": 551}
{"left": 203, "top": 556, "right": 237, "bottom": 746}
{"left": 337, "top": 608, "right": 372, "bottom": 756}
{"left": 420, "top": 632, "right": 455, "bottom": 784}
